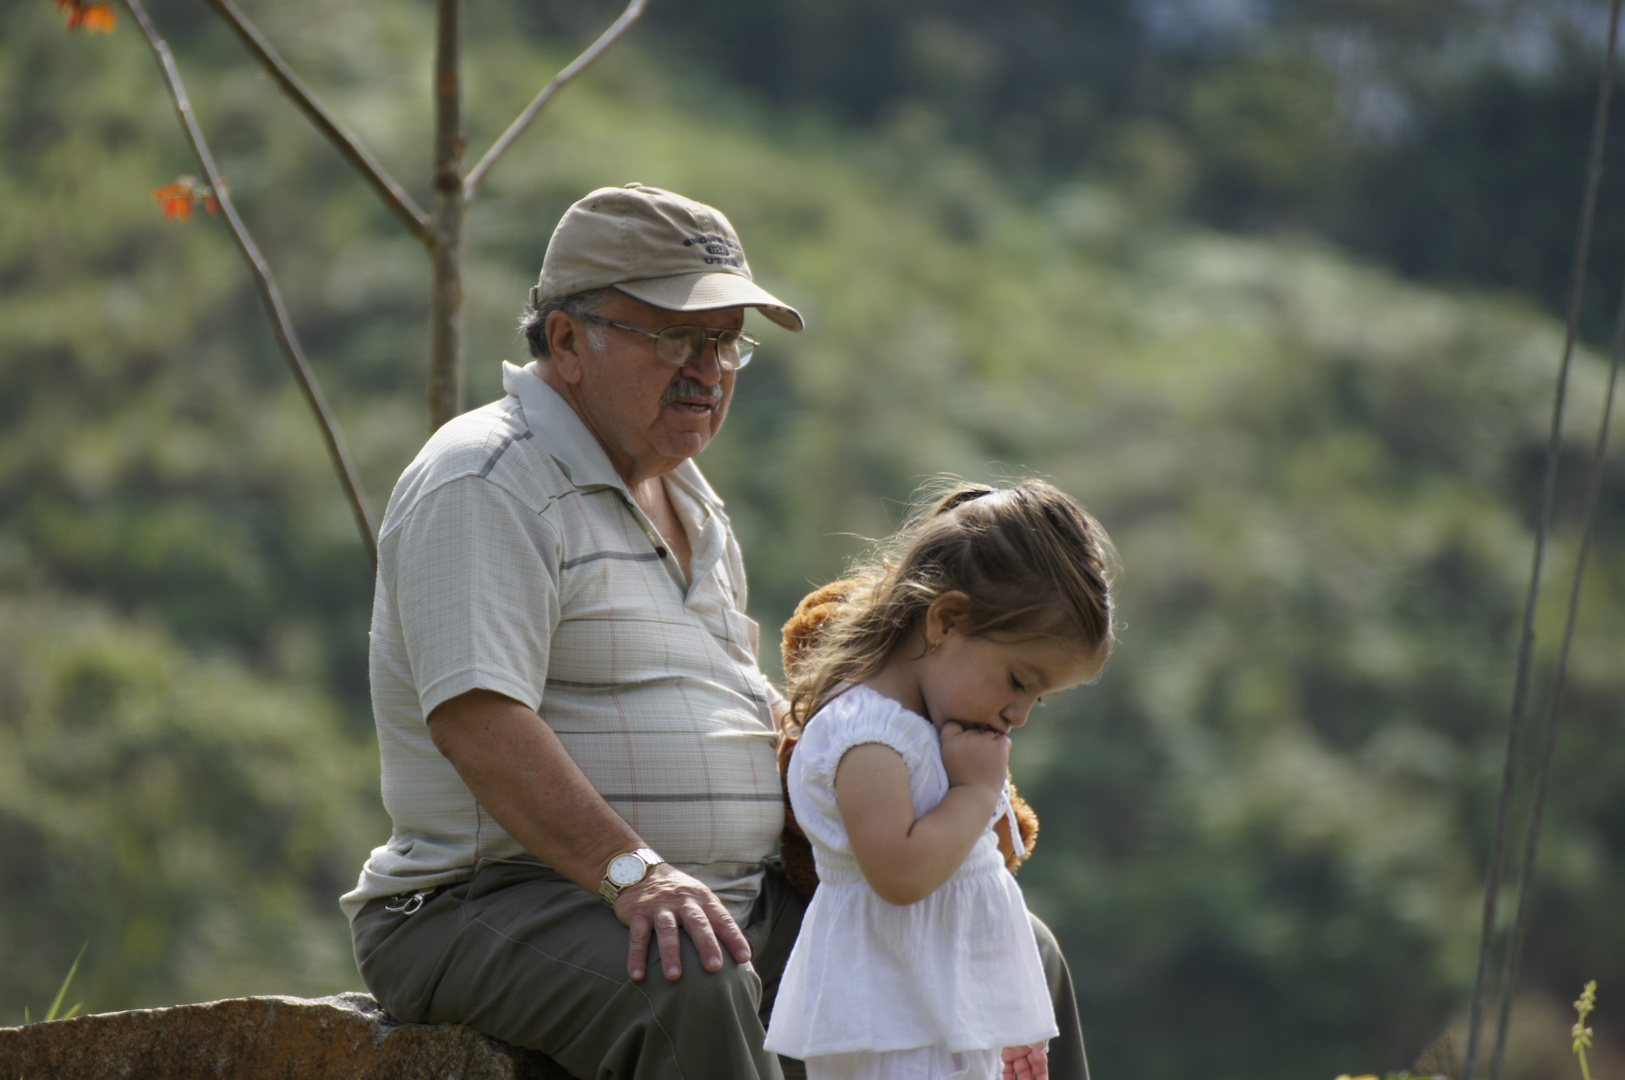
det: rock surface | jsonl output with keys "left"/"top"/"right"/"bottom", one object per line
{"left": 0, "top": 992, "right": 570, "bottom": 1079}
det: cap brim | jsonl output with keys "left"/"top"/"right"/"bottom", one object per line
{"left": 615, "top": 272, "right": 804, "bottom": 332}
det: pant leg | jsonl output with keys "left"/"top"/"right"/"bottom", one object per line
{"left": 352, "top": 861, "right": 782, "bottom": 1080}
{"left": 1028, "top": 913, "right": 1090, "bottom": 1080}
{"left": 745, "top": 862, "right": 810, "bottom": 1080}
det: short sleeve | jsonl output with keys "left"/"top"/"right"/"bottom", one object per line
{"left": 796, "top": 687, "right": 936, "bottom": 793}
{"left": 386, "top": 475, "right": 562, "bottom": 719}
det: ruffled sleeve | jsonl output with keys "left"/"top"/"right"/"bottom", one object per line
{"left": 796, "top": 686, "right": 934, "bottom": 789}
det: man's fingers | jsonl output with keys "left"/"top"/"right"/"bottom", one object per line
{"left": 701, "top": 893, "right": 752, "bottom": 964}
{"left": 678, "top": 901, "right": 725, "bottom": 972}
{"left": 626, "top": 912, "right": 652, "bottom": 981}
{"left": 654, "top": 907, "right": 684, "bottom": 980}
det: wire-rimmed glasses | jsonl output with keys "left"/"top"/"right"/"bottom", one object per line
{"left": 581, "top": 314, "right": 760, "bottom": 371}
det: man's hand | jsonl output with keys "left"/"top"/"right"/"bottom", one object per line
{"left": 613, "top": 863, "right": 752, "bottom": 981}
{"left": 1002, "top": 1041, "right": 1049, "bottom": 1080}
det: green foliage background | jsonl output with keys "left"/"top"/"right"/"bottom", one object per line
{"left": 2, "top": 1, "right": 1622, "bottom": 1078}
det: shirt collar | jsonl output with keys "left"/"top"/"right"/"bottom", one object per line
{"left": 501, "top": 360, "right": 727, "bottom": 515}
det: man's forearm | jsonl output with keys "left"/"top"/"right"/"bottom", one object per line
{"left": 427, "top": 688, "right": 642, "bottom": 892}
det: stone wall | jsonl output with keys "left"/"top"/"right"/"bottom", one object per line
{"left": 0, "top": 992, "right": 570, "bottom": 1080}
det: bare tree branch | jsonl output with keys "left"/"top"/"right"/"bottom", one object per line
{"left": 196, "top": 0, "right": 432, "bottom": 246}
{"left": 427, "top": 0, "right": 465, "bottom": 430}
{"left": 123, "top": 0, "right": 380, "bottom": 571}
{"left": 463, "top": 0, "right": 649, "bottom": 200}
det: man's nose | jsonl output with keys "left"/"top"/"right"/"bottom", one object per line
{"left": 681, "top": 343, "right": 724, "bottom": 384}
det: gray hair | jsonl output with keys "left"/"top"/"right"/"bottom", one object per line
{"left": 519, "top": 287, "right": 615, "bottom": 359}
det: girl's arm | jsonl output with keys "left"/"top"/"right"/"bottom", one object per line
{"left": 835, "top": 722, "right": 1009, "bottom": 905}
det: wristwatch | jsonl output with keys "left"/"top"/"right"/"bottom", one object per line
{"left": 599, "top": 847, "right": 663, "bottom": 905}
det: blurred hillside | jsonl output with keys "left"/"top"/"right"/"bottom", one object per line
{"left": 1, "top": 2, "right": 1622, "bottom": 1079}
{"left": 627, "top": 0, "right": 1625, "bottom": 344}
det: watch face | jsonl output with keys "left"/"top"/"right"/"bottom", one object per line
{"left": 609, "top": 853, "right": 647, "bottom": 887}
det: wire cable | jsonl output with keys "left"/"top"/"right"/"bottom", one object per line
{"left": 1462, "top": 3, "right": 1624, "bottom": 1076}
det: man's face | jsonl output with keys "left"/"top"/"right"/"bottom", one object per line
{"left": 565, "top": 292, "right": 742, "bottom": 484}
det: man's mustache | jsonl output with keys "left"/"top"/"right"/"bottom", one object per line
{"left": 661, "top": 376, "right": 722, "bottom": 407}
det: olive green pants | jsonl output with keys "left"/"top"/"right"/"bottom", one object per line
{"left": 351, "top": 860, "right": 1090, "bottom": 1080}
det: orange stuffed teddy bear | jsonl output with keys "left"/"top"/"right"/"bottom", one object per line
{"left": 775, "top": 579, "right": 1041, "bottom": 900}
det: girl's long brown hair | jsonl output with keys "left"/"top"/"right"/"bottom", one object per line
{"left": 786, "top": 478, "right": 1117, "bottom": 726}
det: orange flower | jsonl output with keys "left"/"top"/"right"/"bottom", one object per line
{"left": 57, "top": 0, "right": 117, "bottom": 33}
{"left": 150, "top": 176, "right": 221, "bottom": 221}
{"left": 152, "top": 179, "right": 197, "bottom": 221}
{"left": 78, "top": 3, "right": 116, "bottom": 31}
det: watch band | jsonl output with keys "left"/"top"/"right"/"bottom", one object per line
{"left": 598, "top": 847, "right": 662, "bottom": 905}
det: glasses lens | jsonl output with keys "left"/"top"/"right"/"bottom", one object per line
{"left": 655, "top": 327, "right": 750, "bottom": 371}
{"left": 714, "top": 331, "right": 742, "bottom": 370}
{"left": 654, "top": 327, "right": 703, "bottom": 367}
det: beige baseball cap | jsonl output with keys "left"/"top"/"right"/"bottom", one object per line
{"left": 529, "top": 182, "right": 804, "bottom": 331}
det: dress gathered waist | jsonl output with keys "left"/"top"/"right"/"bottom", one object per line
{"left": 815, "top": 843, "right": 1005, "bottom": 887}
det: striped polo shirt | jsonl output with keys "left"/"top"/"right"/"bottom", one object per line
{"left": 342, "top": 362, "right": 783, "bottom": 920}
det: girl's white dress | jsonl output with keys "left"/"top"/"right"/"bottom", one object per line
{"left": 765, "top": 685, "right": 1058, "bottom": 1080}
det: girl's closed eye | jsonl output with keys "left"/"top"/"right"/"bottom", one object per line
{"left": 1009, "top": 673, "right": 1046, "bottom": 705}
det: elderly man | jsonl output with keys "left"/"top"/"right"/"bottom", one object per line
{"left": 342, "top": 183, "right": 1092, "bottom": 1080}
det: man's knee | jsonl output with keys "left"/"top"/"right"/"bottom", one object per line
{"left": 603, "top": 947, "right": 777, "bottom": 1080}
{"left": 643, "top": 939, "right": 765, "bottom": 1027}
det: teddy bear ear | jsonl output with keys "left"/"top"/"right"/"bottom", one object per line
{"left": 780, "top": 578, "right": 861, "bottom": 677}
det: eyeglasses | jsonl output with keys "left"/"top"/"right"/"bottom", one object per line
{"left": 580, "top": 315, "right": 759, "bottom": 371}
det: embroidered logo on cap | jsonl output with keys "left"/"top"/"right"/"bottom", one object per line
{"left": 683, "top": 234, "right": 743, "bottom": 267}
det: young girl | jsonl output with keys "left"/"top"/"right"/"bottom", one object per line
{"left": 764, "top": 479, "right": 1117, "bottom": 1080}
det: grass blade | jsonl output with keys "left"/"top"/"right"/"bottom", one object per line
{"left": 43, "top": 943, "right": 88, "bottom": 1023}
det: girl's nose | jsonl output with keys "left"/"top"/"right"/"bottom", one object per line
{"left": 1003, "top": 702, "right": 1031, "bottom": 728}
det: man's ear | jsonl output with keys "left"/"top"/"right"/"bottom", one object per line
{"left": 545, "top": 310, "right": 588, "bottom": 384}
{"left": 925, "top": 591, "right": 973, "bottom": 642}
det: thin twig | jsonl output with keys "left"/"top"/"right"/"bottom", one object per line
{"left": 123, "top": 0, "right": 380, "bottom": 570}
{"left": 463, "top": 0, "right": 649, "bottom": 200}
{"left": 1463, "top": 2, "right": 1624, "bottom": 1077}
{"left": 1487, "top": 268, "right": 1625, "bottom": 1080}
{"left": 196, "top": 0, "right": 431, "bottom": 245}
